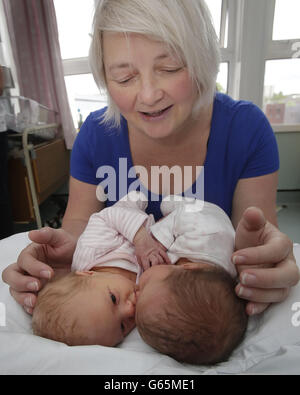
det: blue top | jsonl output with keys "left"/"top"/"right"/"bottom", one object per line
{"left": 71, "top": 93, "right": 279, "bottom": 221}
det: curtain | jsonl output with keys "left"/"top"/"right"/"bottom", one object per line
{"left": 2, "top": 0, "right": 76, "bottom": 149}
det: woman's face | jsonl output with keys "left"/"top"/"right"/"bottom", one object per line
{"left": 103, "top": 32, "right": 198, "bottom": 140}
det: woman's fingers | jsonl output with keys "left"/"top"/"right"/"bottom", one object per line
{"left": 246, "top": 302, "right": 270, "bottom": 316}
{"left": 16, "top": 244, "right": 54, "bottom": 280}
{"left": 2, "top": 263, "right": 41, "bottom": 293}
{"left": 233, "top": 231, "right": 292, "bottom": 266}
{"left": 236, "top": 282, "right": 290, "bottom": 304}
{"left": 9, "top": 288, "right": 37, "bottom": 314}
{"left": 239, "top": 256, "right": 299, "bottom": 289}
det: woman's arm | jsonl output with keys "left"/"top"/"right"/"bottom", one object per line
{"left": 231, "top": 172, "right": 278, "bottom": 229}
{"left": 62, "top": 176, "right": 104, "bottom": 238}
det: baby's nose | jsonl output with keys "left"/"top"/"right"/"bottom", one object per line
{"left": 123, "top": 299, "right": 136, "bottom": 318}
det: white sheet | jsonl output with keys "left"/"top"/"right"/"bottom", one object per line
{"left": 0, "top": 232, "right": 300, "bottom": 375}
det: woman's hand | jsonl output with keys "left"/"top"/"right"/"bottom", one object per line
{"left": 233, "top": 207, "right": 300, "bottom": 315}
{"left": 2, "top": 227, "right": 76, "bottom": 314}
{"left": 133, "top": 226, "right": 171, "bottom": 270}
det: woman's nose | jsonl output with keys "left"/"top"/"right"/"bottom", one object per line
{"left": 137, "top": 78, "right": 164, "bottom": 106}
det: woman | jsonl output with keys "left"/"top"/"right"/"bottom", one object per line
{"left": 2, "top": 0, "right": 299, "bottom": 316}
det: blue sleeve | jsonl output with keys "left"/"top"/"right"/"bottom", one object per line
{"left": 238, "top": 105, "right": 279, "bottom": 179}
{"left": 70, "top": 113, "right": 99, "bottom": 185}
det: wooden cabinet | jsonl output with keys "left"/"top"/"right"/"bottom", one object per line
{"left": 8, "top": 137, "right": 69, "bottom": 225}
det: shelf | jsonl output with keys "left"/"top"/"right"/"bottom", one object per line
{"left": 8, "top": 125, "right": 70, "bottom": 228}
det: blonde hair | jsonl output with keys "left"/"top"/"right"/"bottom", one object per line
{"left": 32, "top": 273, "right": 93, "bottom": 346}
{"left": 89, "top": 0, "right": 220, "bottom": 127}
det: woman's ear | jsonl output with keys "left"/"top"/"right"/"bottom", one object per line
{"left": 75, "top": 271, "right": 96, "bottom": 277}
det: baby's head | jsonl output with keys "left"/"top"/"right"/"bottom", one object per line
{"left": 32, "top": 269, "right": 137, "bottom": 347}
{"left": 136, "top": 263, "right": 248, "bottom": 365}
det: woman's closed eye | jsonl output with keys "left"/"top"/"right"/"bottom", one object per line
{"left": 163, "top": 67, "right": 183, "bottom": 73}
{"left": 115, "top": 75, "right": 136, "bottom": 85}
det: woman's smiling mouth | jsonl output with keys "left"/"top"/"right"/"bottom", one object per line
{"left": 139, "top": 105, "right": 173, "bottom": 121}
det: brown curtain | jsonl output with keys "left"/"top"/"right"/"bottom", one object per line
{"left": 3, "top": 0, "right": 76, "bottom": 148}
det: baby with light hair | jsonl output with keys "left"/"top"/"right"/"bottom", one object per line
{"left": 32, "top": 191, "right": 169, "bottom": 347}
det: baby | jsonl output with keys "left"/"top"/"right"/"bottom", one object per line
{"left": 32, "top": 193, "right": 247, "bottom": 365}
{"left": 135, "top": 197, "right": 248, "bottom": 365}
{"left": 32, "top": 191, "right": 169, "bottom": 347}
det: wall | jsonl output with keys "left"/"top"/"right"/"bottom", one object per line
{"left": 275, "top": 129, "right": 300, "bottom": 190}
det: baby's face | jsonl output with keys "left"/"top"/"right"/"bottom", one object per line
{"left": 70, "top": 271, "right": 138, "bottom": 346}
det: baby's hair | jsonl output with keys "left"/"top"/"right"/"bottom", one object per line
{"left": 32, "top": 272, "right": 93, "bottom": 346}
{"left": 136, "top": 266, "right": 248, "bottom": 365}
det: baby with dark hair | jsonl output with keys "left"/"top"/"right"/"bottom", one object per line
{"left": 135, "top": 197, "right": 248, "bottom": 365}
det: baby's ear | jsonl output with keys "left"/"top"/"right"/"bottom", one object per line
{"left": 182, "top": 263, "right": 198, "bottom": 271}
{"left": 182, "top": 262, "right": 209, "bottom": 271}
{"left": 75, "top": 271, "right": 95, "bottom": 277}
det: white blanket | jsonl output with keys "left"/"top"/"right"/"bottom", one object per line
{"left": 0, "top": 232, "right": 300, "bottom": 375}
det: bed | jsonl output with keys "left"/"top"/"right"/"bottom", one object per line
{"left": 0, "top": 232, "right": 300, "bottom": 375}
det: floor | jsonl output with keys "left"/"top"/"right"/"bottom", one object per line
{"left": 11, "top": 190, "right": 300, "bottom": 243}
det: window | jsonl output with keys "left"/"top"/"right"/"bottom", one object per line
{"left": 54, "top": 0, "right": 105, "bottom": 127}
{"left": 263, "top": 0, "right": 300, "bottom": 126}
{"left": 64, "top": 74, "right": 107, "bottom": 129}
{"left": 206, "top": 0, "right": 222, "bottom": 41}
{"left": 207, "top": 1, "right": 229, "bottom": 93}
{"left": 273, "top": 0, "right": 300, "bottom": 40}
{"left": 0, "top": 0, "right": 18, "bottom": 96}
{"left": 264, "top": 59, "right": 300, "bottom": 125}
{"left": 54, "top": 0, "right": 94, "bottom": 59}
{"left": 217, "top": 62, "right": 229, "bottom": 93}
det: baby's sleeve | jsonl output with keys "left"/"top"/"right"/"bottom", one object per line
{"left": 150, "top": 211, "right": 176, "bottom": 249}
{"left": 100, "top": 206, "right": 149, "bottom": 242}
{"left": 71, "top": 210, "right": 122, "bottom": 271}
